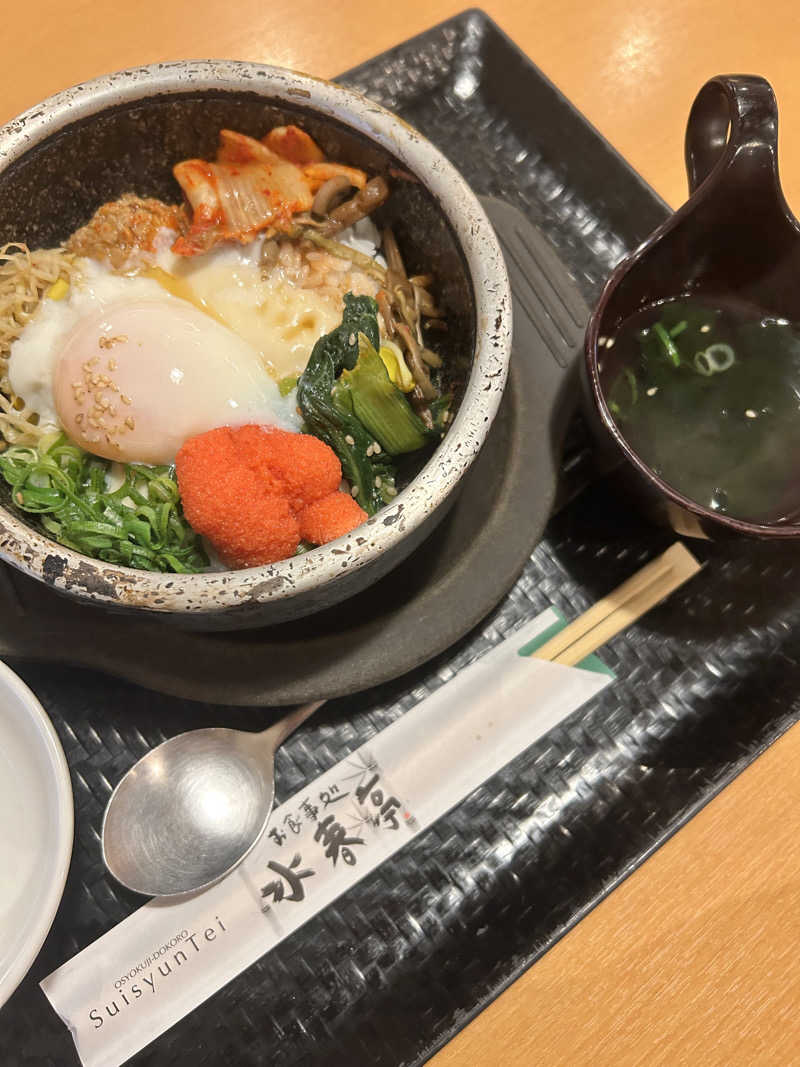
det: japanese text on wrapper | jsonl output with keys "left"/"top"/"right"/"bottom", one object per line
{"left": 259, "top": 750, "right": 418, "bottom": 911}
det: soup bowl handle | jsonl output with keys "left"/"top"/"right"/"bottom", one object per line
{"left": 685, "top": 74, "right": 780, "bottom": 195}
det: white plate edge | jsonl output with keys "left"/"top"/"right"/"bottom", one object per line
{"left": 0, "top": 660, "right": 74, "bottom": 1008}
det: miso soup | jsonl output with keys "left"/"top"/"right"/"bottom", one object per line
{"left": 603, "top": 296, "right": 800, "bottom": 524}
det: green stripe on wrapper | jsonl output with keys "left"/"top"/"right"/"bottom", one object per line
{"left": 517, "top": 609, "right": 615, "bottom": 677}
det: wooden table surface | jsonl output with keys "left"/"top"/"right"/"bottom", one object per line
{"left": 5, "top": 2, "right": 800, "bottom": 1063}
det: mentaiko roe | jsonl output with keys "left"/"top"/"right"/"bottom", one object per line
{"left": 299, "top": 492, "right": 369, "bottom": 545}
{"left": 175, "top": 425, "right": 367, "bottom": 568}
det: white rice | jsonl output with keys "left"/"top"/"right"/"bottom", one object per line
{"left": 264, "top": 218, "right": 385, "bottom": 305}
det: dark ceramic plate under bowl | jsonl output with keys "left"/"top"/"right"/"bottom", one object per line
{"left": 6, "top": 11, "right": 800, "bottom": 1067}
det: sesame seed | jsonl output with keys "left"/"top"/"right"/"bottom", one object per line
{"left": 374, "top": 476, "right": 382, "bottom": 488}
{"left": 351, "top": 486, "right": 359, "bottom": 498}
{"left": 75, "top": 413, "right": 84, "bottom": 424}
{"left": 366, "top": 444, "right": 373, "bottom": 457}
{"left": 345, "top": 434, "right": 355, "bottom": 446}
{"left": 108, "top": 359, "right": 118, "bottom": 371}
{"left": 98, "top": 335, "right": 128, "bottom": 350}
{"left": 373, "top": 442, "right": 381, "bottom": 454}
{"left": 121, "top": 394, "right": 132, "bottom": 405}
{"left": 15, "top": 492, "right": 23, "bottom": 505}
{"left": 125, "top": 416, "right": 136, "bottom": 430}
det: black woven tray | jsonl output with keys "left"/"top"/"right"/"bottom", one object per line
{"left": 4, "top": 10, "right": 800, "bottom": 1065}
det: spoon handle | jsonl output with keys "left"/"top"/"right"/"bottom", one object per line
{"left": 261, "top": 699, "right": 325, "bottom": 751}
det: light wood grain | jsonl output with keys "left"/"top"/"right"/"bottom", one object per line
{"left": 4, "top": 2, "right": 800, "bottom": 1064}
{"left": 432, "top": 727, "right": 800, "bottom": 1067}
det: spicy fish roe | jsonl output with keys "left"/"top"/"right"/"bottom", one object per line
{"left": 175, "top": 425, "right": 367, "bottom": 568}
{"left": 299, "top": 492, "right": 370, "bottom": 545}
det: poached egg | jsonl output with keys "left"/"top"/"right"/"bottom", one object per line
{"left": 8, "top": 259, "right": 301, "bottom": 464}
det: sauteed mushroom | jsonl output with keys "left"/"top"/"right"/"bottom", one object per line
{"left": 311, "top": 175, "right": 354, "bottom": 219}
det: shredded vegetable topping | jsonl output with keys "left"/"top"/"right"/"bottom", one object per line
{"left": 0, "top": 435, "right": 207, "bottom": 572}
{"left": 0, "top": 244, "right": 77, "bottom": 445}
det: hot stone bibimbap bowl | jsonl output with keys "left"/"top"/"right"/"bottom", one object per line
{"left": 0, "top": 62, "right": 511, "bottom": 629}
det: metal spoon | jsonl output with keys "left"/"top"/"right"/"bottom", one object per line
{"left": 101, "top": 700, "right": 324, "bottom": 897}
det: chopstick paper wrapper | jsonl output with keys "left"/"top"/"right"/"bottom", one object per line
{"left": 41, "top": 543, "right": 700, "bottom": 1067}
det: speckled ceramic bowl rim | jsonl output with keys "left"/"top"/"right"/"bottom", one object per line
{"left": 0, "top": 61, "right": 511, "bottom": 615}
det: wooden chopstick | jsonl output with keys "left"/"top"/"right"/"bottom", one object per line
{"left": 531, "top": 542, "right": 701, "bottom": 667}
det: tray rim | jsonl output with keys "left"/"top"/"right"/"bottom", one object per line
{"left": 339, "top": 6, "right": 672, "bottom": 221}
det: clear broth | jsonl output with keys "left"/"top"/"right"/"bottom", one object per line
{"left": 604, "top": 296, "right": 800, "bottom": 524}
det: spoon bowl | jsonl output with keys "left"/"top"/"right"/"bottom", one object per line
{"left": 102, "top": 702, "right": 322, "bottom": 896}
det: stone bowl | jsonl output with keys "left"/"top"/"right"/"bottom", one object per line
{"left": 0, "top": 62, "right": 511, "bottom": 629}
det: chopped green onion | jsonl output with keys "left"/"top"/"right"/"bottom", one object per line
{"left": 623, "top": 367, "right": 639, "bottom": 405}
{"left": 0, "top": 435, "right": 207, "bottom": 573}
{"left": 607, "top": 367, "right": 639, "bottom": 420}
{"left": 705, "top": 343, "right": 735, "bottom": 372}
{"left": 694, "top": 351, "right": 713, "bottom": 376}
{"left": 653, "top": 322, "right": 681, "bottom": 366}
{"left": 694, "top": 343, "right": 735, "bottom": 376}
{"left": 669, "top": 320, "right": 688, "bottom": 337}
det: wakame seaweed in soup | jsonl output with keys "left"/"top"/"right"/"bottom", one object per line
{"left": 603, "top": 296, "right": 800, "bottom": 524}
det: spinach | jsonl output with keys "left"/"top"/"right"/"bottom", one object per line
{"left": 296, "top": 294, "right": 396, "bottom": 515}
